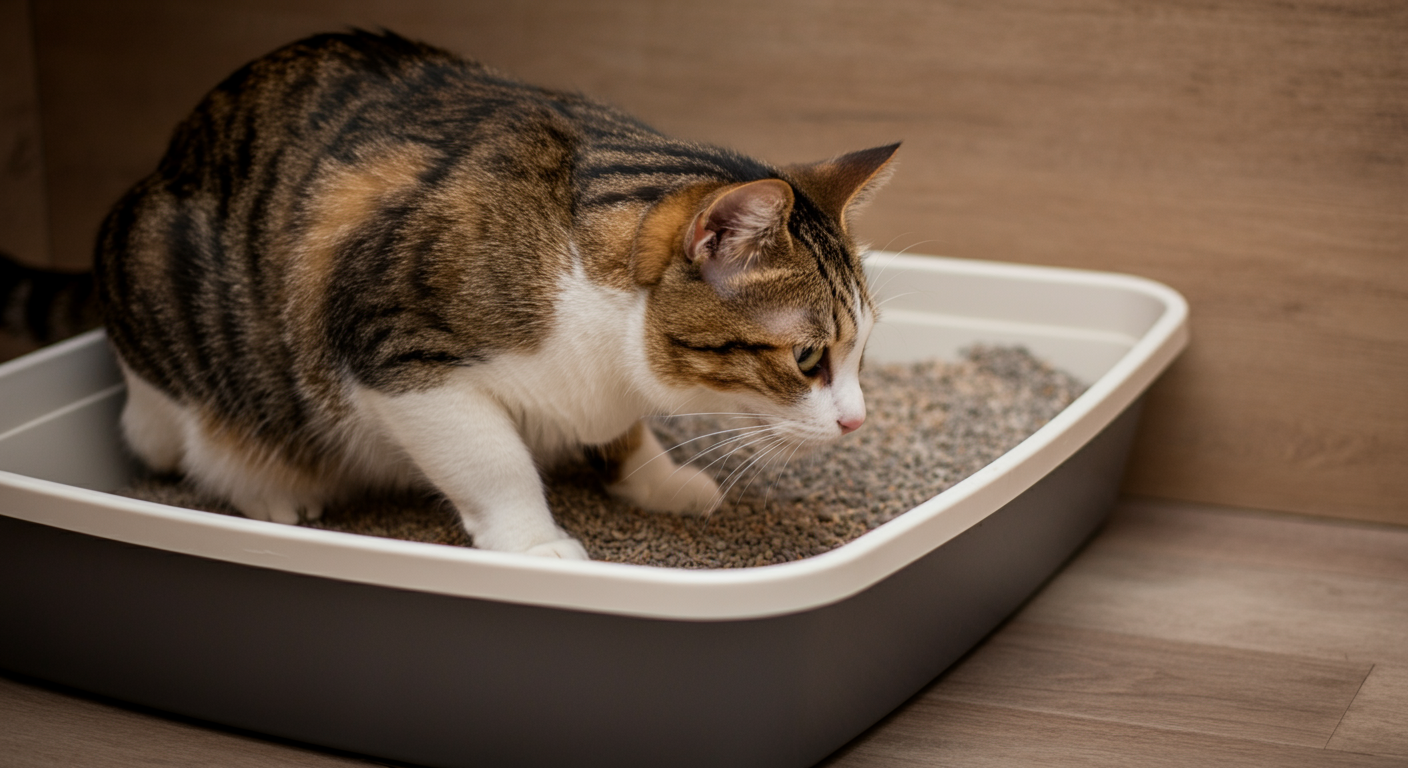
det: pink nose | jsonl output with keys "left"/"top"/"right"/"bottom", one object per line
{"left": 838, "top": 415, "right": 865, "bottom": 435}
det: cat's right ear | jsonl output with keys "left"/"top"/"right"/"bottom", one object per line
{"left": 784, "top": 143, "right": 900, "bottom": 234}
{"left": 684, "top": 179, "right": 794, "bottom": 291}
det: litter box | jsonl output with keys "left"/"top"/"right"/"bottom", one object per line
{"left": 0, "top": 252, "right": 1187, "bottom": 768}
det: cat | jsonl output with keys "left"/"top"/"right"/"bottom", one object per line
{"left": 93, "top": 30, "right": 897, "bottom": 560}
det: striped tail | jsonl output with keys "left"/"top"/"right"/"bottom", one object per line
{"left": 0, "top": 251, "right": 101, "bottom": 346}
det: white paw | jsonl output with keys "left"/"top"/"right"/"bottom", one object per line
{"left": 265, "top": 499, "right": 301, "bottom": 525}
{"left": 236, "top": 498, "right": 298, "bottom": 524}
{"left": 611, "top": 466, "right": 723, "bottom": 516}
{"left": 524, "top": 538, "right": 591, "bottom": 560}
{"left": 232, "top": 493, "right": 319, "bottom": 525}
{"left": 664, "top": 468, "right": 726, "bottom": 515}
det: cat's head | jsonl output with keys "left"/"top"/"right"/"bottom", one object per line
{"left": 633, "top": 143, "right": 898, "bottom": 447}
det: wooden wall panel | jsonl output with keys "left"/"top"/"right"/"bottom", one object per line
{"left": 0, "top": 0, "right": 49, "bottom": 266}
{"left": 27, "top": 0, "right": 1408, "bottom": 523}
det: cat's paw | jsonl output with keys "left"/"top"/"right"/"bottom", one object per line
{"left": 611, "top": 466, "right": 723, "bottom": 517}
{"left": 239, "top": 497, "right": 301, "bottom": 525}
{"left": 524, "top": 538, "right": 591, "bottom": 560}
{"left": 232, "top": 493, "right": 321, "bottom": 525}
{"left": 662, "top": 468, "right": 726, "bottom": 516}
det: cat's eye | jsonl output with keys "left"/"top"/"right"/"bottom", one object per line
{"left": 795, "top": 346, "right": 825, "bottom": 376}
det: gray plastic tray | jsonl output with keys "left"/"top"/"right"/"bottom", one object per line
{"left": 0, "top": 253, "right": 1186, "bottom": 767}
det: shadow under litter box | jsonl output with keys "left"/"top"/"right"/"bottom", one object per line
{"left": 119, "top": 346, "right": 1084, "bottom": 569}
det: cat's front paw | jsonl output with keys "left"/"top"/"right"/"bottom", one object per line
{"left": 524, "top": 538, "right": 591, "bottom": 560}
{"left": 611, "top": 466, "right": 723, "bottom": 517}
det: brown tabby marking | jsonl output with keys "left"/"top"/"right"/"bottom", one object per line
{"left": 631, "top": 184, "right": 718, "bottom": 287}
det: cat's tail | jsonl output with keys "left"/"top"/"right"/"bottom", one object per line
{"left": 0, "top": 250, "right": 101, "bottom": 347}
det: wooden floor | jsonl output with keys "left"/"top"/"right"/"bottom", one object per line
{"left": 2, "top": 497, "right": 1405, "bottom": 767}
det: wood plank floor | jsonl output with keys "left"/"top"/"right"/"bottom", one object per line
{"left": 2, "top": 497, "right": 1405, "bottom": 767}
{"left": 823, "top": 498, "right": 1408, "bottom": 767}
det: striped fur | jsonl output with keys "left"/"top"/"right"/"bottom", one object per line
{"left": 96, "top": 30, "right": 897, "bottom": 558}
{"left": 0, "top": 251, "right": 100, "bottom": 345}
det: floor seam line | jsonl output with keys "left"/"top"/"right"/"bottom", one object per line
{"left": 1324, "top": 662, "right": 1374, "bottom": 749}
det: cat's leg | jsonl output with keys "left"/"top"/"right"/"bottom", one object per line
{"left": 356, "top": 384, "right": 589, "bottom": 559}
{"left": 594, "top": 422, "right": 723, "bottom": 516}
{"left": 179, "top": 421, "right": 325, "bottom": 525}
{"left": 118, "top": 361, "right": 326, "bottom": 523}
{"left": 117, "top": 362, "right": 186, "bottom": 474}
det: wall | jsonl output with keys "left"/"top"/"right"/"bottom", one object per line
{"left": 0, "top": 0, "right": 48, "bottom": 267}
{"left": 14, "top": 0, "right": 1408, "bottom": 524}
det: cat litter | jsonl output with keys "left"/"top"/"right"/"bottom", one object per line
{"left": 119, "top": 346, "right": 1086, "bottom": 570}
{"left": 0, "top": 253, "right": 1186, "bottom": 768}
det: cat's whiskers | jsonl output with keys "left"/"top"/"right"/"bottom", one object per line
{"left": 866, "top": 238, "right": 942, "bottom": 298}
{"left": 864, "top": 233, "right": 927, "bottom": 285}
{"left": 729, "top": 435, "right": 795, "bottom": 505}
{"left": 763, "top": 437, "right": 810, "bottom": 514}
{"left": 655, "top": 411, "right": 769, "bottom": 420}
{"left": 653, "top": 390, "right": 768, "bottom": 423}
{"left": 658, "top": 391, "right": 706, "bottom": 420}
{"left": 861, "top": 238, "right": 905, "bottom": 295}
{"left": 869, "top": 266, "right": 915, "bottom": 301}
{"left": 651, "top": 423, "right": 789, "bottom": 504}
{"left": 616, "top": 423, "right": 777, "bottom": 484}
{"left": 664, "top": 427, "right": 788, "bottom": 515}
{"left": 723, "top": 434, "right": 798, "bottom": 513}
{"left": 681, "top": 425, "right": 790, "bottom": 483}
{"left": 676, "top": 423, "right": 785, "bottom": 462}
{"left": 871, "top": 231, "right": 916, "bottom": 254}
{"left": 715, "top": 436, "right": 782, "bottom": 502}
{"left": 873, "top": 291, "right": 924, "bottom": 311}
{"left": 663, "top": 422, "right": 777, "bottom": 450}
{"left": 892, "top": 238, "right": 942, "bottom": 257}
{"left": 701, "top": 435, "right": 787, "bottom": 523}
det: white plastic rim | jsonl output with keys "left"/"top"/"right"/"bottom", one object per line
{"left": 0, "top": 252, "right": 1188, "bottom": 621}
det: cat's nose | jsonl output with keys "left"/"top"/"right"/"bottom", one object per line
{"left": 838, "top": 415, "right": 865, "bottom": 434}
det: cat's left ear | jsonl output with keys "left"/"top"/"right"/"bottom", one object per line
{"left": 784, "top": 143, "right": 900, "bottom": 233}
{"left": 685, "top": 179, "right": 795, "bottom": 289}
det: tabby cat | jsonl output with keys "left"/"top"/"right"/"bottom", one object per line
{"left": 95, "top": 30, "right": 896, "bottom": 559}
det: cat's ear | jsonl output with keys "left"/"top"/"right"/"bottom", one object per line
{"left": 784, "top": 143, "right": 900, "bottom": 231}
{"left": 685, "top": 179, "right": 794, "bottom": 289}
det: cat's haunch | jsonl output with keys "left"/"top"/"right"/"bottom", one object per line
{"left": 96, "top": 30, "right": 897, "bottom": 559}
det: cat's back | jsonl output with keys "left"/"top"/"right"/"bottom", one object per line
{"left": 155, "top": 31, "right": 572, "bottom": 197}
{"left": 94, "top": 31, "right": 596, "bottom": 436}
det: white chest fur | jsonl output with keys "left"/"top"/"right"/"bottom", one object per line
{"left": 342, "top": 262, "right": 666, "bottom": 557}
{"left": 444, "top": 263, "right": 655, "bottom": 458}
